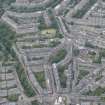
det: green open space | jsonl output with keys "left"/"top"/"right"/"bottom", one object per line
{"left": 0, "top": 21, "right": 36, "bottom": 98}
{"left": 0, "top": 22, "right": 16, "bottom": 61}
{"left": 15, "top": 63, "right": 36, "bottom": 97}
{"left": 31, "top": 100, "right": 42, "bottom": 105}
{"left": 27, "top": 44, "right": 45, "bottom": 49}
{"left": 58, "top": 65, "right": 67, "bottom": 88}
{"left": 40, "top": 28, "right": 56, "bottom": 38}
{"left": 83, "top": 87, "right": 105, "bottom": 96}
{"left": 48, "top": 40, "right": 61, "bottom": 48}
{"left": 101, "top": 96, "right": 105, "bottom": 102}
{"left": 7, "top": 94, "right": 18, "bottom": 102}
{"left": 50, "top": 49, "right": 67, "bottom": 63}
{"left": 39, "top": 28, "right": 63, "bottom": 39}
{"left": 34, "top": 71, "right": 46, "bottom": 89}
{"left": 38, "top": 10, "right": 64, "bottom": 38}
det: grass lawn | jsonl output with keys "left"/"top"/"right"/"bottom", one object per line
{"left": 41, "top": 28, "right": 56, "bottom": 38}
{"left": 7, "top": 94, "right": 18, "bottom": 102}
